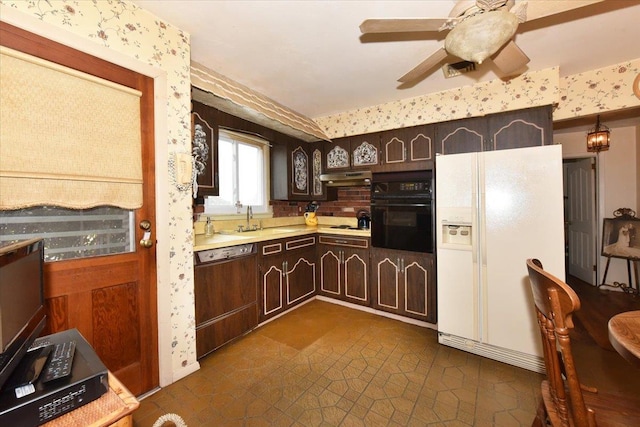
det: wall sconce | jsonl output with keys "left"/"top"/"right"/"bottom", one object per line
{"left": 586, "top": 115, "right": 610, "bottom": 153}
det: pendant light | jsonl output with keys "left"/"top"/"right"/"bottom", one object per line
{"left": 586, "top": 115, "right": 610, "bottom": 153}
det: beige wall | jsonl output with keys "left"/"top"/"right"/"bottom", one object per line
{"left": 556, "top": 124, "right": 640, "bottom": 285}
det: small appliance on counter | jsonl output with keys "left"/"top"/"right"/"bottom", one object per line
{"left": 304, "top": 202, "right": 319, "bottom": 226}
{"left": 357, "top": 210, "right": 371, "bottom": 229}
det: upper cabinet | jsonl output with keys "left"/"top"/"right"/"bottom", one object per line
{"left": 191, "top": 100, "right": 219, "bottom": 196}
{"left": 487, "top": 106, "right": 553, "bottom": 151}
{"left": 435, "top": 115, "right": 488, "bottom": 155}
{"left": 435, "top": 105, "right": 553, "bottom": 155}
{"left": 272, "top": 136, "right": 331, "bottom": 201}
{"left": 325, "top": 134, "right": 380, "bottom": 172}
{"left": 377, "top": 124, "right": 434, "bottom": 172}
{"left": 350, "top": 134, "right": 381, "bottom": 169}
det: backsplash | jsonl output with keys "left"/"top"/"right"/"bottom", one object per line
{"left": 271, "top": 187, "right": 370, "bottom": 217}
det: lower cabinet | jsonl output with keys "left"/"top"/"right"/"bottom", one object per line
{"left": 258, "top": 236, "right": 317, "bottom": 322}
{"left": 194, "top": 252, "right": 258, "bottom": 359}
{"left": 317, "top": 235, "right": 370, "bottom": 306}
{"left": 370, "top": 247, "right": 436, "bottom": 323}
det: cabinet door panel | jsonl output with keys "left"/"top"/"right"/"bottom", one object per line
{"left": 436, "top": 116, "right": 487, "bottom": 155}
{"left": 290, "top": 145, "right": 310, "bottom": 196}
{"left": 489, "top": 106, "right": 552, "bottom": 151}
{"left": 350, "top": 134, "right": 380, "bottom": 169}
{"left": 262, "top": 260, "right": 284, "bottom": 318}
{"left": 319, "top": 249, "right": 341, "bottom": 296}
{"left": 344, "top": 250, "right": 368, "bottom": 303}
{"left": 403, "top": 260, "right": 428, "bottom": 318}
{"left": 287, "top": 253, "right": 316, "bottom": 305}
{"left": 325, "top": 137, "right": 351, "bottom": 171}
{"left": 374, "top": 256, "right": 399, "bottom": 310}
{"left": 378, "top": 125, "right": 433, "bottom": 172}
{"left": 191, "top": 100, "right": 219, "bottom": 197}
{"left": 382, "top": 135, "right": 405, "bottom": 164}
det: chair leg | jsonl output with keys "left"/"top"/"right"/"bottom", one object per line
{"left": 531, "top": 399, "right": 548, "bottom": 427}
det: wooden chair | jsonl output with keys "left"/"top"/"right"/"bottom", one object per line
{"left": 526, "top": 259, "right": 640, "bottom": 427}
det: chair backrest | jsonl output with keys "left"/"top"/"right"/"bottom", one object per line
{"left": 526, "top": 259, "right": 596, "bottom": 427}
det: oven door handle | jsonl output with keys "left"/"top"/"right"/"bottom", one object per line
{"left": 371, "top": 202, "right": 432, "bottom": 208}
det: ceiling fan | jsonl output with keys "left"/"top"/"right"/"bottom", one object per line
{"left": 359, "top": 0, "right": 604, "bottom": 83}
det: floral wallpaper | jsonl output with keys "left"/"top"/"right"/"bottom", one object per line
{"left": 316, "top": 61, "right": 640, "bottom": 139}
{"left": 555, "top": 59, "right": 640, "bottom": 120}
{"left": 315, "top": 67, "right": 560, "bottom": 138}
{"left": 0, "top": 0, "right": 196, "bottom": 385}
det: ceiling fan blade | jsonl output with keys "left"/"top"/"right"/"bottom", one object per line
{"left": 523, "top": 0, "right": 605, "bottom": 22}
{"left": 359, "top": 18, "right": 452, "bottom": 34}
{"left": 492, "top": 39, "right": 530, "bottom": 76}
{"left": 398, "top": 48, "right": 450, "bottom": 83}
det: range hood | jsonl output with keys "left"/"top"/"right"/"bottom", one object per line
{"left": 320, "top": 171, "right": 372, "bottom": 187}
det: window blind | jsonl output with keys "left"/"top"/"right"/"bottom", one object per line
{"left": 0, "top": 46, "right": 143, "bottom": 210}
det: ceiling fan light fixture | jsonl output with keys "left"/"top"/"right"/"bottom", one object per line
{"left": 444, "top": 10, "right": 519, "bottom": 64}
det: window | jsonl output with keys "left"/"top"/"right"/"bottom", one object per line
{"left": 205, "top": 129, "right": 270, "bottom": 214}
{"left": 0, "top": 206, "right": 134, "bottom": 261}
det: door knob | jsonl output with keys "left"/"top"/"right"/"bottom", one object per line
{"left": 139, "top": 220, "right": 153, "bottom": 248}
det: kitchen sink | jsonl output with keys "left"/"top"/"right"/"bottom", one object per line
{"left": 218, "top": 227, "right": 302, "bottom": 236}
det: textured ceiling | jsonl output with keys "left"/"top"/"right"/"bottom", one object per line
{"left": 132, "top": 0, "right": 640, "bottom": 121}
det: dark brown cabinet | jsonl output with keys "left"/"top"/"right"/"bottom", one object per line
{"left": 317, "top": 235, "right": 370, "bottom": 306}
{"left": 370, "top": 248, "right": 435, "bottom": 323}
{"left": 271, "top": 137, "right": 329, "bottom": 201}
{"left": 258, "top": 236, "right": 317, "bottom": 322}
{"left": 325, "top": 134, "right": 380, "bottom": 172}
{"left": 487, "top": 106, "right": 553, "bottom": 150}
{"left": 194, "top": 252, "right": 258, "bottom": 358}
{"left": 377, "top": 124, "right": 434, "bottom": 172}
{"left": 435, "top": 105, "right": 552, "bottom": 155}
{"left": 191, "top": 100, "right": 219, "bottom": 196}
{"left": 435, "top": 115, "right": 488, "bottom": 155}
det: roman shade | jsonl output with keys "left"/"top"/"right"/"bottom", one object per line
{"left": 0, "top": 46, "right": 143, "bottom": 210}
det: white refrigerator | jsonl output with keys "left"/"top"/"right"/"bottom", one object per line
{"left": 436, "top": 145, "right": 565, "bottom": 372}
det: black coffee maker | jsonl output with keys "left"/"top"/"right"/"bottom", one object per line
{"left": 357, "top": 210, "right": 371, "bottom": 229}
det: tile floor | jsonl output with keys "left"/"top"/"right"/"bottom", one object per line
{"left": 133, "top": 300, "right": 543, "bottom": 426}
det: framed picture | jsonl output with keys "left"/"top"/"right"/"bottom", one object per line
{"left": 601, "top": 214, "right": 640, "bottom": 260}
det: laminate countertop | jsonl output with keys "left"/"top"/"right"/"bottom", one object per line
{"left": 194, "top": 224, "right": 370, "bottom": 252}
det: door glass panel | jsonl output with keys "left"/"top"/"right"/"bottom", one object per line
{"left": 0, "top": 206, "right": 134, "bottom": 261}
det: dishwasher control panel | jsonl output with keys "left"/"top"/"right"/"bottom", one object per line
{"left": 196, "top": 244, "right": 255, "bottom": 264}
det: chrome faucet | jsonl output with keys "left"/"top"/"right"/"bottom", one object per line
{"left": 246, "top": 205, "right": 253, "bottom": 230}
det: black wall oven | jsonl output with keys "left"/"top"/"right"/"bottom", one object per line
{"left": 370, "top": 171, "right": 434, "bottom": 253}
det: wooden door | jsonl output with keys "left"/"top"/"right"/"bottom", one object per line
{"left": 565, "top": 158, "right": 597, "bottom": 284}
{"left": 0, "top": 22, "right": 158, "bottom": 396}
